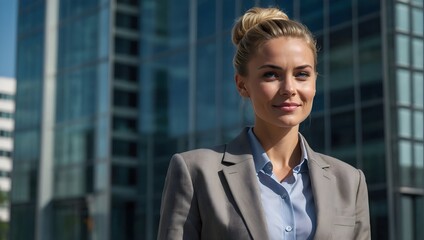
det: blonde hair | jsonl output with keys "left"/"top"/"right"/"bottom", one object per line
{"left": 232, "top": 7, "right": 317, "bottom": 76}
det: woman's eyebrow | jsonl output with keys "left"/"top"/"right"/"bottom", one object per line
{"left": 257, "top": 64, "right": 313, "bottom": 70}
{"left": 295, "top": 64, "right": 313, "bottom": 69}
{"left": 257, "top": 64, "right": 283, "bottom": 70}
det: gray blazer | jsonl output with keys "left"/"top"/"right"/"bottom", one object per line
{"left": 157, "top": 128, "right": 371, "bottom": 240}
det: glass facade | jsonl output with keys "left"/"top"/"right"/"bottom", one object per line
{"left": 10, "top": 0, "right": 423, "bottom": 240}
{"left": 10, "top": 0, "right": 45, "bottom": 238}
{"left": 393, "top": 0, "right": 424, "bottom": 239}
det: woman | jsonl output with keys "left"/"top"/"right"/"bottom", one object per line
{"left": 158, "top": 7, "right": 370, "bottom": 240}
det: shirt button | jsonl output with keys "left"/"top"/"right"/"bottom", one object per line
{"left": 285, "top": 226, "right": 293, "bottom": 232}
{"left": 281, "top": 195, "right": 287, "bottom": 199}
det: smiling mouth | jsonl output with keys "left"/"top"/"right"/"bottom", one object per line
{"left": 272, "top": 103, "right": 301, "bottom": 111}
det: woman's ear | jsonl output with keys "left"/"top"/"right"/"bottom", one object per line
{"left": 235, "top": 74, "right": 249, "bottom": 97}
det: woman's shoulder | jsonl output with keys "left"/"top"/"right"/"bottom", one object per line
{"left": 170, "top": 144, "right": 227, "bottom": 169}
{"left": 311, "top": 152, "right": 365, "bottom": 182}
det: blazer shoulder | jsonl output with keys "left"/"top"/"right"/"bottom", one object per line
{"left": 314, "top": 152, "right": 364, "bottom": 182}
{"left": 172, "top": 144, "right": 226, "bottom": 169}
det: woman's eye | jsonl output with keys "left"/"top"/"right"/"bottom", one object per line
{"left": 263, "top": 72, "right": 279, "bottom": 79}
{"left": 296, "top": 71, "right": 310, "bottom": 78}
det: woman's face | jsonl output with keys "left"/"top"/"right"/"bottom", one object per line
{"left": 236, "top": 37, "right": 316, "bottom": 130}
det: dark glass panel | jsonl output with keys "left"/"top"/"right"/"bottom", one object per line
{"left": 222, "top": 0, "right": 236, "bottom": 30}
{"left": 197, "top": 0, "right": 216, "bottom": 38}
{"left": 196, "top": 42, "right": 216, "bottom": 132}
{"left": 10, "top": 204, "right": 36, "bottom": 240}
{"left": 56, "top": 67, "right": 97, "bottom": 122}
{"left": 329, "top": 26, "right": 354, "bottom": 107}
{"left": 362, "top": 141, "right": 386, "bottom": 184}
{"left": 360, "top": 81, "right": 383, "bottom": 102}
{"left": 111, "top": 164, "right": 137, "bottom": 187}
{"left": 277, "top": 1, "right": 294, "bottom": 18}
{"left": 417, "top": 197, "right": 424, "bottom": 239}
{"left": 331, "top": 110, "right": 356, "bottom": 148}
{"left": 112, "top": 139, "right": 138, "bottom": 157}
{"left": 221, "top": 33, "right": 242, "bottom": 131}
{"left": 299, "top": 0, "right": 324, "bottom": 32}
{"left": 114, "top": 62, "right": 138, "bottom": 82}
{"left": 140, "top": 0, "right": 189, "bottom": 54}
{"left": 117, "top": 0, "right": 139, "bottom": 7}
{"left": 59, "top": 0, "right": 99, "bottom": 20}
{"left": 54, "top": 123, "right": 94, "bottom": 165}
{"left": 52, "top": 200, "right": 89, "bottom": 240}
{"left": 17, "top": 2, "right": 45, "bottom": 35}
{"left": 53, "top": 166, "right": 88, "bottom": 197}
{"left": 300, "top": 115, "right": 325, "bottom": 151}
{"left": 242, "top": 0, "right": 257, "bottom": 14}
{"left": 115, "top": 37, "right": 139, "bottom": 56}
{"left": 153, "top": 138, "right": 178, "bottom": 157}
{"left": 166, "top": 53, "right": 189, "bottom": 137}
{"left": 368, "top": 189, "right": 389, "bottom": 240}
{"left": 111, "top": 199, "right": 136, "bottom": 240}
{"left": 361, "top": 104, "right": 384, "bottom": 141}
{"left": 114, "top": 89, "right": 138, "bottom": 108}
{"left": 329, "top": 0, "right": 352, "bottom": 27}
{"left": 57, "top": 13, "right": 99, "bottom": 69}
{"left": 113, "top": 116, "right": 137, "bottom": 132}
{"left": 358, "top": 17, "right": 383, "bottom": 101}
{"left": 15, "top": 33, "right": 43, "bottom": 130}
{"left": 115, "top": 12, "right": 139, "bottom": 30}
{"left": 10, "top": 163, "right": 38, "bottom": 203}
{"left": 357, "top": 0, "right": 380, "bottom": 16}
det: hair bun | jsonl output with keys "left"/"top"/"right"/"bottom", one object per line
{"left": 232, "top": 7, "right": 289, "bottom": 45}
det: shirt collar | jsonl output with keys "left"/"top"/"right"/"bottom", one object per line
{"left": 247, "top": 127, "right": 309, "bottom": 174}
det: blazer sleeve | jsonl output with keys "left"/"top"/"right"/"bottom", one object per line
{"left": 157, "top": 154, "right": 201, "bottom": 240}
{"left": 354, "top": 169, "right": 371, "bottom": 240}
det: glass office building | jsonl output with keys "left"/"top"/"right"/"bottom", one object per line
{"left": 10, "top": 0, "right": 423, "bottom": 239}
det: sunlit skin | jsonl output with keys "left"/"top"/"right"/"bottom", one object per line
{"left": 235, "top": 37, "right": 317, "bottom": 181}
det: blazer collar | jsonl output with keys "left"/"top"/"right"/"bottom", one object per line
{"left": 221, "top": 129, "right": 336, "bottom": 240}
{"left": 301, "top": 134, "right": 334, "bottom": 240}
{"left": 222, "top": 128, "right": 269, "bottom": 240}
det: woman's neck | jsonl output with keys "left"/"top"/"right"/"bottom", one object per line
{"left": 252, "top": 123, "right": 302, "bottom": 181}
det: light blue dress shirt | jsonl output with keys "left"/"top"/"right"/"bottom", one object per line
{"left": 247, "top": 128, "right": 316, "bottom": 240}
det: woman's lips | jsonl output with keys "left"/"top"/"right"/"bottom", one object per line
{"left": 272, "top": 102, "right": 301, "bottom": 112}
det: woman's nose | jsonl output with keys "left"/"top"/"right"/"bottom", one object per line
{"left": 279, "top": 77, "right": 296, "bottom": 96}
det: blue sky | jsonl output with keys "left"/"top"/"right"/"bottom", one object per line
{"left": 0, "top": 0, "right": 17, "bottom": 78}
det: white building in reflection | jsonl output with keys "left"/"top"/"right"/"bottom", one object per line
{"left": 0, "top": 76, "right": 15, "bottom": 225}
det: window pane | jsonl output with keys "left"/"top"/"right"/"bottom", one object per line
{"left": 399, "top": 140, "right": 412, "bottom": 186}
{"left": 54, "top": 166, "right": 86, "bottom": 198}
{"left": 398, "top": 108, "right": 411, "bottom": 138}
{"left": 400, "top": 195, "right": 413, "bottom": 240}
{"left": 396, "top": 34, "right": 410, "bottom": 66}
{"left": 113, "top": 90, "right": 138, "bottom": 108}
{"left": 115, "top": 37, "right": 139, "bottom": 56}
{"left": 412, "top": 38, "right": 423, "bottom": 69}
{"left": 299, "top": 0, "right": 324, "bottom": 32}
{"left": 197, "top": 0, "right": 215, "bottom": 38}
{"left": 331, "top": 110, "right": 356, "bottom": 147}
{"left": 329, "top": 0, "right": 352, "bottom": 26}
{"left": 329, "top": 26, "right": 354, "bottom": 107}
{"left": 362, "top": 105, "right": 384, "bottom": 141}
{"left": 112, "top": 139, "right": 138, "bottom": 157}
{"left": 414, "top": 111, "right": 423, "bottom": 140}
{"left": 196, "top": 42, "right": 216, "bottom": 133}
{"left": 417, "top": 197, "right": 424, "bottom": 239}
{"left": 412, "top": 8, "right": 424, "bottom": 36}
{"left": 415, "top": 143, "right": 424, "bottom": 187}
{"left": 413, "top": 72, "right": 423, "bottom": 107}
{"left": 397, "top": 69, "right": 411, "bottom": 105}
{"left": 396, "top": 3, "right": 410, "bottom": 32}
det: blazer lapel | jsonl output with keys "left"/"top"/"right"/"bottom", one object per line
{"left": 302, "top": 136, "right": 334, "bottom": 240}
{"left": 222, "top": 129, "right": 269, "bottom": 240}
